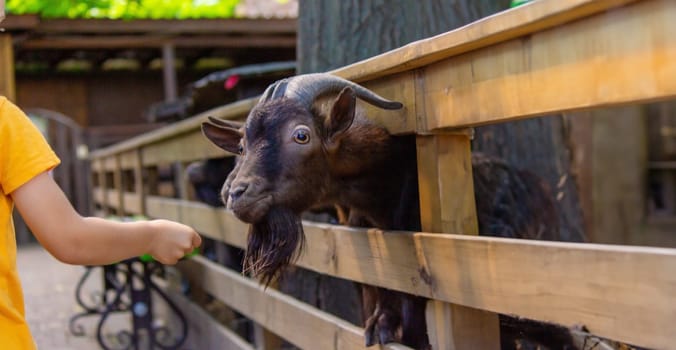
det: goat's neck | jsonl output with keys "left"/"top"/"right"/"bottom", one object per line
{"left": 325, "top": 121, "right": 418, "bottom": 229}
{"left": 327, "top": 120, "right": 394, "bottom": 178}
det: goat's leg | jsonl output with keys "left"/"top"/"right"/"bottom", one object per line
{"left": 401, "top": 294, "right": 431, "bottom": 350}
{"left": 361, "top": 284, "right": 378, "bottom": 346}
{"left": 347, "top": 213, "right": 403, "bottom": 347}
{"left": 362, "top": 286, "right": 402, "bottom": 347}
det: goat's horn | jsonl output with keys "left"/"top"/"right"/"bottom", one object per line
{"left": 259, "top": 80, "right": 292, "bottom": 104}
{"left": 273, "top": 73, "right": 403, "bottom": 110}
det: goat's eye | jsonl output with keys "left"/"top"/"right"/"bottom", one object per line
{"left": 238, "top": 145, "right": 244, "bottom": 154}
{"left": 292, "top": 127, "right": 311, "bottom": 144}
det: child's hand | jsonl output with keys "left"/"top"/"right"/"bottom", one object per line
{"left": 147, "top": 219, "right": 202, "bottom": 265}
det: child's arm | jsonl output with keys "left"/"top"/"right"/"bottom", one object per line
{"left": 11, "top": 172, "right": 202, "bottom": 265}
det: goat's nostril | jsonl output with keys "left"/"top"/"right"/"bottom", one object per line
{"left": 230, "top": 184, "right": 248, "bottom": 200}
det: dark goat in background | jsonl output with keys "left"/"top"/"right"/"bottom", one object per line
{"left": 187, "top": 157, "right": 234, "bottom": 207}
{"left": 201, "top": 74, "right": 576, "bottom": 350}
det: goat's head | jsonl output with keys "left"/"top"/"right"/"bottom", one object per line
{"left": 201, "top": 73, "right": 402, "bottom": 283}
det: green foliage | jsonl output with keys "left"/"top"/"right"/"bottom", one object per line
{"left": 6, "top": 0, "right": 241, "bottom": 19}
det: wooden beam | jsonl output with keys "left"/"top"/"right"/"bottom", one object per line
{"left": 302, "top": 227, "right": 676, "bottom": 350}
{"left": 33, "top": 18, "right": 297, "bottom": 35}
{"left": 162, "top": 42, "right": 178, "bottom": 103}
{"left": 91, "top": 187, "right": 104, "bottom": 206}
{"left": 102, "top": 156, "right": 117, "bottom": 171}
{"left": 95, "top": 159, "right": 110, "bottom": 215}
{"left": 359, "top": 71, "right": 417, "bottom": 135}
{"left": 19, "top": 35, "right": 296, "bottom": 50}
{"left": 0, "top": 34, "right": 15, "bottom": 101}
{"left": 141, "top": 131, "right": 225, "bottom": 166}
{"left": 0, "top": 15, "right": 40, "bottom": 30}
{"left": 178, "top": 256, "right": 411, "bottom": 350}
{"left": 89, "top": 98, "right": 253, "bottom": 158}
{"left": 135, "top": 198, "right": 676, "bottom": 349}
{"left": 170, "top": 35, "right": 296, "bottom": 48}
{"left": 121, "top": 192, "right": 142, "bottom": 215}
{"left": 333, "top": 0, "right": 638, "bottom": 82}
{"left": 165, "top": 289, "right": 255, "bottom": 350}
{"left": 420, "top": 0, "right": 676, "bottom": 131}
{"left": 109, "top": 156, "right": 126, "bottom": 216}
{"left": 144, "top": 197, "right": 248, "bottom": 249}
{"left": 416, "top": 134, "right": 500, "bottom": 349}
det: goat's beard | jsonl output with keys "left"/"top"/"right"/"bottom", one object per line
{"left": 243, "top": 206, "right": 305, "bottom": 286}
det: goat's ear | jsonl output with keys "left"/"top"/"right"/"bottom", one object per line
{"left": 326, "top": 87, "right": 356, "bottom": 144}
{"left": 207, "top": 116, "right": 243, "bottom": 130}
{"left": 202, "top": 122, "right": 242, "bottom": 155}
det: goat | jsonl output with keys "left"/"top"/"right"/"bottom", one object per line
{"left": 201, "top": 73, "right": 576, "bottom": 350}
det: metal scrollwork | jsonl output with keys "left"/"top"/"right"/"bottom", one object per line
{"left": 69, "top": 258, "right": 188, "bottom": 350}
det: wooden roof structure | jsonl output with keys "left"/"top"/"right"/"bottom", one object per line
{"left": 2, "top": 14, "right": 296, "bottom": 73}
{"left": 1, "top": 14, "right": 296, "bottom": 104}
{"left": 3, "top": 15, "right": 296, "bottom": 49}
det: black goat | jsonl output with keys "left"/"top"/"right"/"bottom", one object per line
{"left": 201, "top": 73, "right": 576, "bottom": 350}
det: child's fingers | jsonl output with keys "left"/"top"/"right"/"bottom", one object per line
{"left": 192, "top": 232, "right": 202, "bottom": 248}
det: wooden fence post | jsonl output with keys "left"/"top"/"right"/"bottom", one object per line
{"left": 133, "top": 150, "right": 146, "bottom": 216}
{"left": 0, "top": 34, "right": 15, "bottom": 101}
{"left": 98, "top": 160, "right": 110, "bottom": 217}
{"left": 113, "top": 155, "right": 124, "bottom": 215}
{"left": 416, "top": 134, "right": 501, "bottom": 349}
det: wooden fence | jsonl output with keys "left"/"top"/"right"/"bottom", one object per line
{"left": 89, "top": 1, "right": 676, "bottom": 349}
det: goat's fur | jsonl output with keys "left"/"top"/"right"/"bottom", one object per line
{"left": 202, "top": 77, "right": 577, "bottom": 350}
{"left": 244, "top": 206, "right": 305, "bottom": 286}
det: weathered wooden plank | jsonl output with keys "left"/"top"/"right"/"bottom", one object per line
{"left": 104, "top": 189, "right": 121, "bottom": 213}
{"left": 102, "top": 156, "right": 117, "bottom": 171}
{"left": 90, "top": 159, "right": 103, "bottom": 172}
{"left": 146, "top": 200, "right": 676, "bottom": 349}
{"left": 90, "top": 98, "right": 254, "bottom": 158}
{"left": 112, "top": 156, "right": 123, "bottom": 215}
{"left": 416, "top": 134, "right": 500, "bottom": 349}
{"left": 165, "top": 289, "right": 255, "bottom": 350}
{"left": 119, "top": 150, "right": 139, "bottom": 169}
{"left": 416, "top": 136, "right": 478, "bottom": 234}
{"left": 95, "top": 158, "right": 109, "bottom": 215}
{"left": 359, "top": 72, "right": 417, "bottom": 135}
{"left": 21, "top": 35, "right": 296, "bottom": 50}
{"left": 333, "top": 0, "right": 638, "bottom": 82}
{"left": 422, "top": 0, "right": 676, "bottom": 131}
{"left": 0, "top": 15, "right": 40, "bottom": 31}
{"left": 91, "top": 187, "right": 105, "bottom": 205}
{"left": 132, "top": 150, "right": 146, "bottom": 215}
{"left": 178, "top": 256, "right": 413, "bottom": 350}
{"left": 301, "top": 226, "right": 676, "bottom": 349}
{"left": 144, "top": 197, "right": 248, "bottom": 249}
{"left": 0, "top": 35, "right": 15, "bottom": 101}
{"left": 121, "top": 192, "right": 142, "bottom": 215}
{"left": 34, "top": 18, "right": 297, "bottom": 35}
{"left": 141, "top": 131, "right": 225, "bottom": 166}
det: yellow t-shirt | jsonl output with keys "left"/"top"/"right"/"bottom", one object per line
{"left": 0, "top": 97, "right": 60, "bottom": 349}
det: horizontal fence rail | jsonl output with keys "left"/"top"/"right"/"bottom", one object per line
{"left": 89, "top": 1, "right": 676, "bottom": 349}
{"left": 101, "top": 197, "right": 676, "bottom": 349}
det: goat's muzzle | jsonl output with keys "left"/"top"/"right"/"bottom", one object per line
{"left": 227, "top": 181, "right": 273, "bottom": 223}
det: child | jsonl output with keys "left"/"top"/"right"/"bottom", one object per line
{"left": 0, "top": 95, "right": 202, "bottom": 349}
